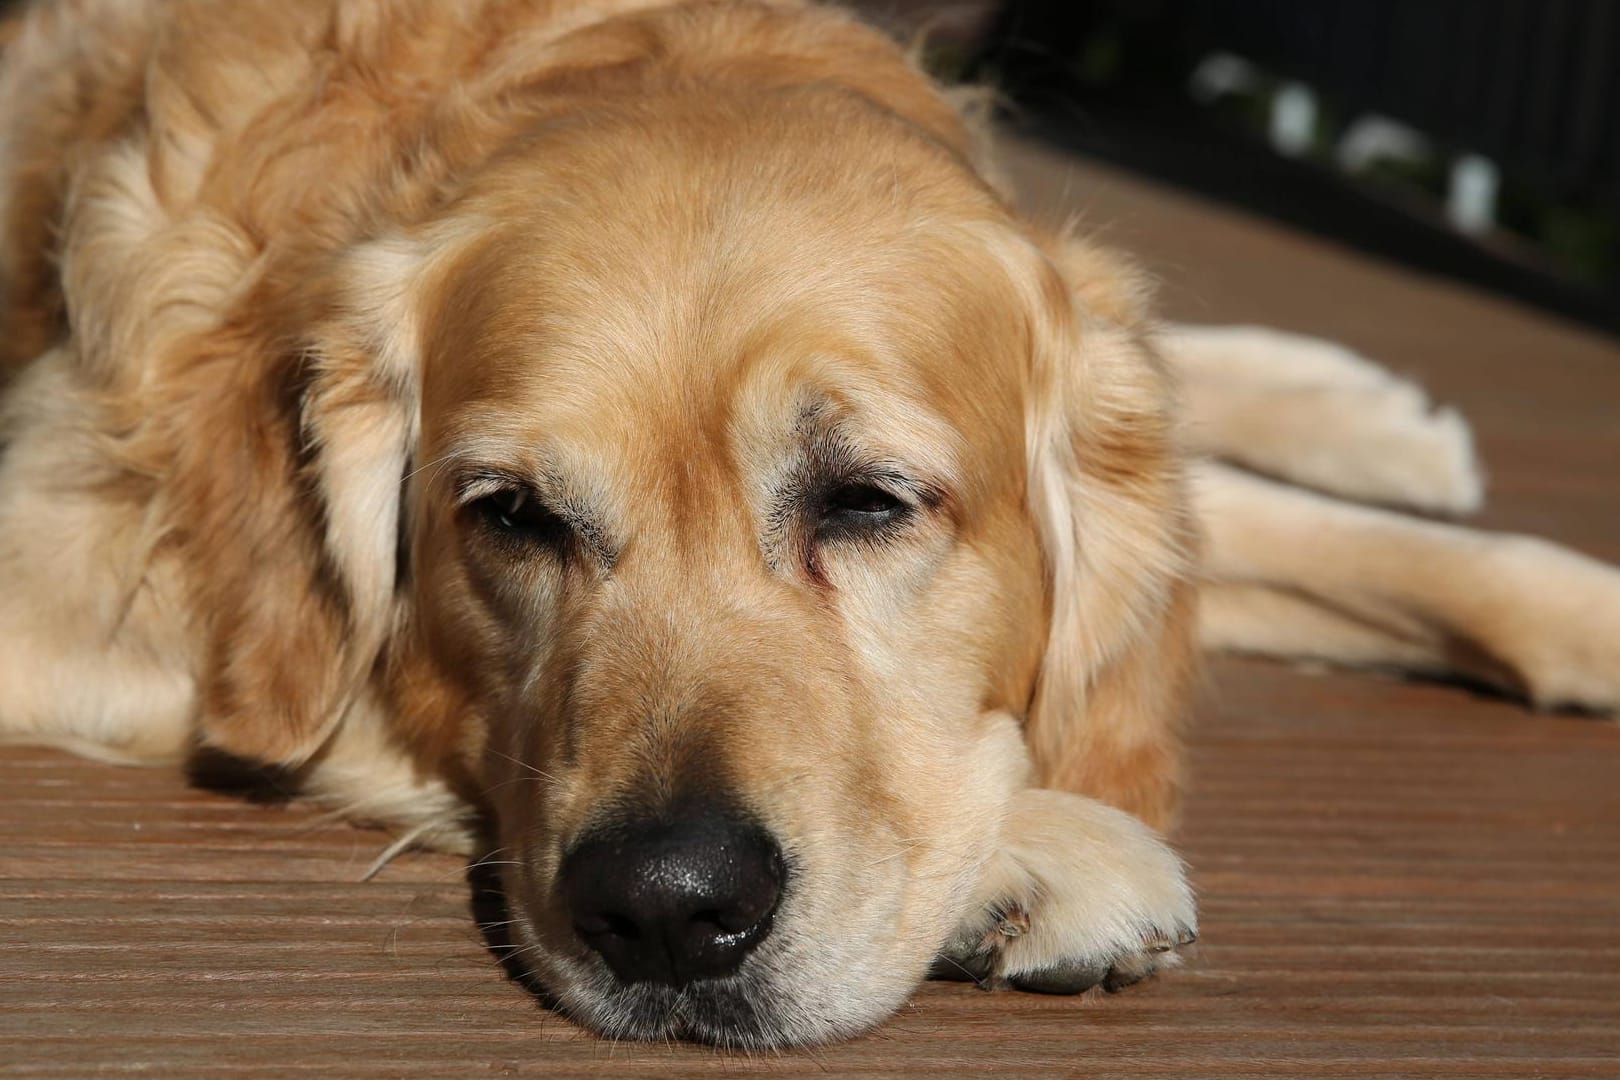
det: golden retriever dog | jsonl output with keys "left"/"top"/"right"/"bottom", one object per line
{"left": 2, "top": 0, "right": 1618, "bottom": 1049}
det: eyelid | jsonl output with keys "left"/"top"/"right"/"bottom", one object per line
{"left": 822, "top": 480, "right": 909, "bottom": 517}
{"left": 456, "top": 468, "right": 619, "bottom": 567}
{"left": 810, "top": 473, "right": 928, "bottom": 538}
{"left": 830, "top": 470, "right": 939, "bottom": 510}
{"left": 454, "top": 470, "right": 536, "bottom": 506}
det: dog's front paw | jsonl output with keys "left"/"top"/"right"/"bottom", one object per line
{"left": 932, "top": 789, "right": 1196, "bottom": 994}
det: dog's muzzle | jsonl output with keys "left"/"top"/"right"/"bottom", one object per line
{"left": 561, "top": 806, "right": 786, "bottom": 987}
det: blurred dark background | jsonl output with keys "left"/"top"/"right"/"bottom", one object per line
{"left": 857, "top": 0, "right": 1620, "bottom": 338}
{"left": 4, "top": 0, "right": 1615, "bottom": 336}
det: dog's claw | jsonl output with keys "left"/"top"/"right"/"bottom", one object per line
{"left": 930, "top": 883, "right": 1197, "bottom": 997}
{"left": 930, "top": 923, "right": 1196, "bottom": 996}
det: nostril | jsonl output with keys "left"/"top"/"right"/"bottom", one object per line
{"left": 693, "top": 907, "right": 760, "bottom": 936}
{"left": 574, "top": 910, "right": 641, "bottom": 941}
{"left": 561, "top": 808, "right": 785, "bottom": 987}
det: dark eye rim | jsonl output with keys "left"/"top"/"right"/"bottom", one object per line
{"left": 468, "top": 485, "right": 572, "bottom": 554}
{"left": 813, "top": 479, "right": 913, "bottom": 539}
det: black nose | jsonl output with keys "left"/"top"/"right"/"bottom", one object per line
{"left": 561, "top": 809, "right": 785, "bottom": 987}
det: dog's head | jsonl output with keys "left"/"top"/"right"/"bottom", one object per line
{"left": 200, "top": 15, "right": 1194, "bottom": 1048}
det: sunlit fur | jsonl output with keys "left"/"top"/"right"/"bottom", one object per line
{"left": 0, "top": 0, "right": 1202, "bottom": 1047}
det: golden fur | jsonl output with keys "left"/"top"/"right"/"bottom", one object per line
{"left": 4, "top": 0, "right": 1618, "bottom": 1049}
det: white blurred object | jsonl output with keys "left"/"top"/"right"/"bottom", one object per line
{"left": 1447, "top": 153, "right": 1500, "bottom": 235}
{"left": 1336, "top": 115, "right": 1431, "bottom": 174}
{"left": 1269, "top": 81, "right": 1317, "bottom": 157}
{"left": 1188, "top": 52, "right": 1262, "bottom": 104}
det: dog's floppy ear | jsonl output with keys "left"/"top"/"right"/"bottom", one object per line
{"left": 188, "top": 235, "right": 431, "bottom": 766}
{"left": 1019, "top": 235, "right": 1199, "bottom": 829}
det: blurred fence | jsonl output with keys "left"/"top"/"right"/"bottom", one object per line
{"left": 1168, "top": 0, "right": 1620, "bottom": 208}
{"left": 980, "top": 0, "right": 1620, "bottom": 208}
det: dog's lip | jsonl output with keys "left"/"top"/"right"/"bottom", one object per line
{"left": 590, "top": 974, "right": 778, "bottom": 1045}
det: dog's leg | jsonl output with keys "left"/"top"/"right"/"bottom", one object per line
{"left": 1162, "top": 325, "right": 1485, "bottom": 515}
{"left": 0, "top": 353, "right": 196, "bottom": 761}
{"left": 1195, "top": 461, "right": 1620, "bottom": 714}
{"left": 933, "top": 788, "right": 1196, "bottom": 993}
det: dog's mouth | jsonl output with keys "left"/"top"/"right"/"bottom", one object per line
{"left": 552, "top": 966, "right": 788, "bottom": 1047}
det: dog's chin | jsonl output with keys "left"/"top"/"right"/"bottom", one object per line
{"left": 532, "top": 955, "right": 858, "bottom": 1049}
{"left": 555, "top": 969, "right": 789, "bottom": 1048}
{"left": 524, "top": 932, "right": 920, "bottom": 1049}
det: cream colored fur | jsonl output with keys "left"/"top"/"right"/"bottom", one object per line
{"left": 1195, "top": 461, "right": 1620, "bottom": 712}
{"left": 0, "top": 352, "right": 196, "bottom": 761}
{"left": 1170, "top": 326, "right": 1620, "bottom": 713}
{"left": 1165, "top": 324, "right": 1484, "bottom": 514}
{"left": 938, "top": 788, "right": 1196, "bottom": 991}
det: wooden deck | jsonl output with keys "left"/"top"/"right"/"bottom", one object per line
{"left": 4, "top": 135, "right": 1619, "bottom": 1078}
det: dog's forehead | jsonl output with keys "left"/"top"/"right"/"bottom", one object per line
{"left": 433, "top": 320, "right": 981, "bottom": 527}
{"left": 422, "top": 199, "right": 1033, "bottom": 513}
{"left": 437, "top": 284, "right": 1026, "bottom": 521}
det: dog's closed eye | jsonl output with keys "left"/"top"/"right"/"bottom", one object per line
{"left": 472, "top": 487, "right": 571, "bottom": 554}
{"left": 814, "top": 481, "right": 911, "bottom": 540}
